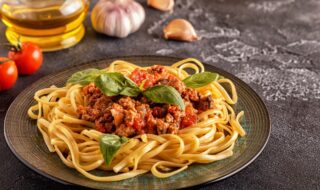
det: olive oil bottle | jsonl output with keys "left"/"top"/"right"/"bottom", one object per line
{"left": 0, "top": 0, "right": 89, "bottom": 52}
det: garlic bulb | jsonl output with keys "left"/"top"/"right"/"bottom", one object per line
{"left": 91, "top": 0, "right": 145, "bottom": 38}
{"left": 163, "top": 19, "right": 198, "bottom": 42}
{"left": 147, "top": 0, "right": 174, "bottom": 12}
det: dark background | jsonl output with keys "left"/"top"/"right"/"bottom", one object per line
{"left": 1, "top": 0, "right": 319, "bottom": 189}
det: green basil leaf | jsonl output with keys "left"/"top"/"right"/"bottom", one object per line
{"left": 99, "top": 134, "right": 128, "bottom": 166}
{"left": 143, "top": 85, "right": 185, "bottom": 110}
{"left": 120, "top": 76, "right": 141, "bottom": 97}
{"left": 95, "top": 73, "right": 125, "bottom": 96}
{"left": 67, "top": 69, "right": 106, "bottom": 85}
{"left": 218, "top": 75, "right": 224, "bottom": 80}
{"left": 120, "top": 86, "right": 141, "bottom": 97}
{"left": 124, "top": 76, "right": 138, "bottom": 87}
{"left": 183, "top": 72, "right": 220, "bottom": 88}
{"left": 95, "top": 73, "right": 141, "bottom": 97}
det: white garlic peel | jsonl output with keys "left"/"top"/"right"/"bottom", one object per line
{"left": 163, "top": 19, "right": 198, "bottom": 42}
{"left": 147, "top": 0, "right": 174, "bottom": 12}
{"left": 91, "top": 0, "right": 145, "bottom": 38}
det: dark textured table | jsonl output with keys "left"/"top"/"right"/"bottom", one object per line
{"left": 1, "top": 0, "right": 319, "bottom": 189}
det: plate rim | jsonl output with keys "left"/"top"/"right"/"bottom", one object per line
{"left": 4, "top": 55, "right": 271, "bottom": 189}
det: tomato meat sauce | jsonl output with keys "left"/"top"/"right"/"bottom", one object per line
{"left": 78, "top": 65, "right": 214, "bottom": 137}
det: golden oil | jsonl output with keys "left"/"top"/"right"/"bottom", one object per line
{"left": 1, "top": 0, "right": 89, "bottom": 51}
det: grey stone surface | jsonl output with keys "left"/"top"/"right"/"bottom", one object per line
{"left": 0, "top": 0, "right": 319, "bottom": 189}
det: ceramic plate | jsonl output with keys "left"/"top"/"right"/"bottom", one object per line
{"left": 4, "top": 56, "right": 271, "bottom": 189}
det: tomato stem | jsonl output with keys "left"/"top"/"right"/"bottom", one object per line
{"left": 1, "top": 36, "right": 22, "bottom": 52}
{"left": 16, "top": 36, "right": 22, "bottom": 51}
{"left": 0, "top": 59, "right": 12, "bottom": 65}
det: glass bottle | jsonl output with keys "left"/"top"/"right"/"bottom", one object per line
{"left": 0, "top": 0, "right": 89, "bottom": 52}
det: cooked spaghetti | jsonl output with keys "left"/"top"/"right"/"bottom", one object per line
{"left": 27, "top": 58, "right": 245, "bottom": 181}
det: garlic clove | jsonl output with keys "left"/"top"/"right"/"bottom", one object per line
{"left": 147, "top": 0, "right": 174, "bottom": 12}
{"left": 163, "top": 19, "right": 198, "bottom": 42}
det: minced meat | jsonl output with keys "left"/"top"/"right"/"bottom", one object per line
{"left": 77, "top": 65, "right": 214, "bottom": 137}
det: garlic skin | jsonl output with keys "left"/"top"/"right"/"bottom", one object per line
{"left": 91, "top": 0, "right": 145, "bottom": 38}
{"left": 147, "top": 0, "right": 174, "bottom": 12}
{"left": 163, "top": 19, "right": 198, "bottom": 42}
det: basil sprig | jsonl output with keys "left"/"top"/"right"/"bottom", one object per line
{"left": 67, "top": 68, "right": 106, "bottom": 85}
{"left": 183, "top": 72, "right": 220, "bottom": 88}
{"left": 99, "top": 134, "right": 128, "bottom": 166}
{"left": 143, "top": 85, "right": 185, "bottom": 110}
{"left": 95, "top": 73, "right": 141, "bottom": 97}
{"left": 67, "top": 70, "right": 185, "bottom": 109}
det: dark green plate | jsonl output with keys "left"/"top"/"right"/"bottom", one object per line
{"left": 4, "top": 56, "right": 271, "bottom": 190}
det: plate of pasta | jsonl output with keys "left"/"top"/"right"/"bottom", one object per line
{"left": 4, "top": 56, "right": 270, "bottom": 189}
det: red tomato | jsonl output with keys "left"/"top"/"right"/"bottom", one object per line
{"left": 129, "top": 68, "right": 147, "bottom": 85}
{"left": 8, "top": 42, "right": 43, "bottom": 75}
{"left": 129, "top": 68, "right": 157, "bottom": 89}
{"left": 143, "top": 75, "right": 156, "bottom": 89}
{"left": 133, "top": 116, "right": 145, "bottom": 132}
{"left": 0, "top": 57, "right": 18, "bottom": 91}
{"left": 180, "top": 105, "right": 197, "bottom": 128}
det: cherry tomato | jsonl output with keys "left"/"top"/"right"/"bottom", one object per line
{"left": 0, "top": 57, "right": 18, "bottom": 91}
{"left": 8, "top": 42, "right": 43, "bottom": 75}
